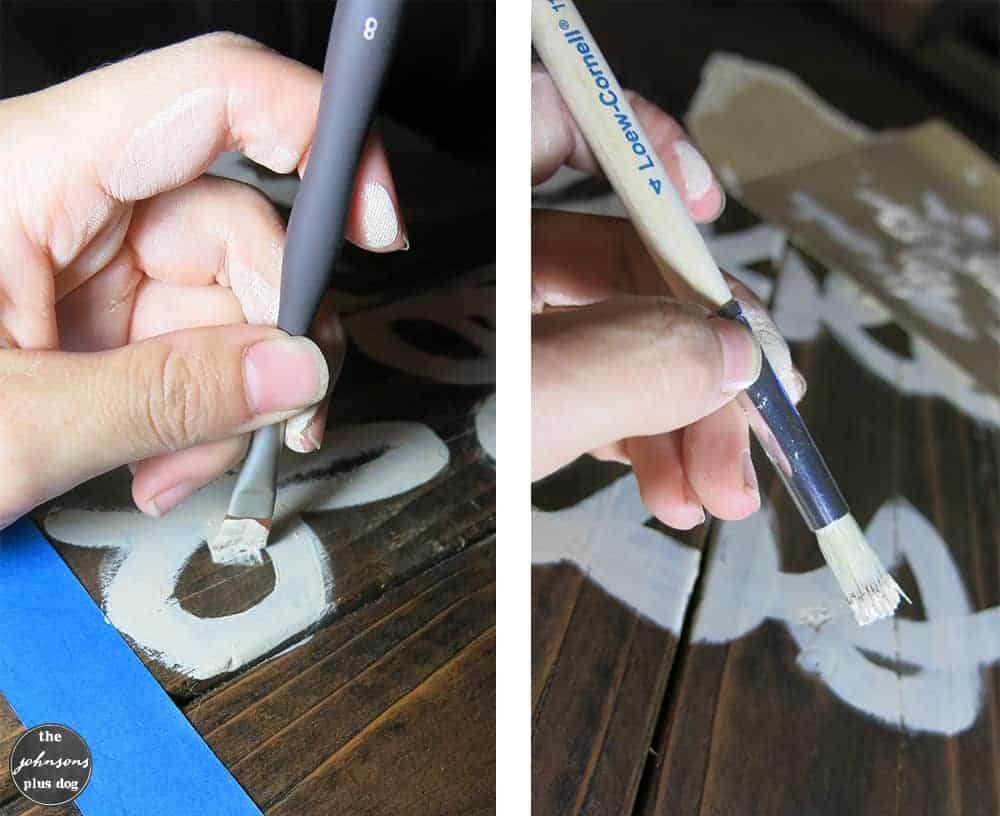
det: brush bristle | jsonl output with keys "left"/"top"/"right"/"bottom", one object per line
{"left": 209, "top": 517, "right": 269, "bottom": 566}
{"left": 815, "top": 513, "right": 908, "bottom": 626}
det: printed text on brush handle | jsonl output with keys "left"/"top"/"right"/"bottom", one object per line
{"left": 541, "top": 0, "right": 665, "bottom": 196}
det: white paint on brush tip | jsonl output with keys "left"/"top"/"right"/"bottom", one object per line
{"left": 816, "top": 513, "right": 907, "bottom": 626}
{"left": 209, "top": 517, "right": 268, "bottom": 565}
{"left": 361, "top": 181, "right": 399, "bottom": 248}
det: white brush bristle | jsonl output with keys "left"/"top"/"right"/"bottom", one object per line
{"left": 815, "top": 513, "right": 908, "bottom": 626}
{"left": 209, "top": 517, "right": 268, "bottom": 566}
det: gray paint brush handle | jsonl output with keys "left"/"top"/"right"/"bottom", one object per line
{"left": 227, "top": 0, "right": 404, "bottom": 523}
{"left": 280, "top": 0, "right": 405, "bottom": 335}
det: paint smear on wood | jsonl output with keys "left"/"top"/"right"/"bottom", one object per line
{"left": 346, "top": 267, "right": 495, "bottom": 385}
{"left": 693, "top": 497, "right": 999, "bottom": 736}
{"left": 43, "top": 422, "right": 449, "bottom": 679}
{"left": 532, "top": 474, "right": 701, "bottom": 634}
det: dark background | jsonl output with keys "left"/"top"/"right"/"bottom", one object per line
{"left": 0, "top": 0, "right": 496, "bottom": 161}
{"left": 2, "top": 2, "right": 996, "bottom": 156}
{"left": 568, "top": 0, "right": 998, "bottom": 154}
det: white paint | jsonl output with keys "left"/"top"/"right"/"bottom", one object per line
{"left": 360, "top": 181, "right": 399, "bottom": 248}
{"left": 692, "top": 497, "right": 999, "bottom": 735}
{"left": 43, "top": 422, "right": 449, "bottom": 679}
{"left": 346, "top": 267, "right": 495, "bottom": 385}
{"left": 772, "top": 248, "right": 1000, "bottom": 424}
{"left": 963, "top": 166, "right": 984, "bottom": 187}
{"left": 700, "top": 221, "right": 783, "bottom": 301}
{"left": 106, "top": 88, "right": 229, "bottom": 202}
{"left": 209, "top": 517, "right": 268, "bottom": 565}
{"left": 815, "top": 511, "right": 905, "bottom": 625}
{"left": 475, "top": 393, "right": 496, "bottom": 460}
{"left": 284, "top": 406, "right": 319, "bottom": 454}
{"left": 792, "top": 189, "right": 999, "bottom": 344}
{"left": 227, "top": 257, "right": 279, "bottom": 327}
{"left": 533, "top": 464, "right": 998, "bottom": 734}
{"left": 532, "top": 475, "right": 701, "bottom": 633}
{"left": 673, "top": 141, "right": 713, "bottom": 201}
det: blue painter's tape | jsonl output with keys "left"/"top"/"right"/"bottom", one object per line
{"left": 0, "top": 517, "right": 262, "bottom": 816}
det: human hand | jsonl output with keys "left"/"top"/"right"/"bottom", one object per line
{"left": 0, "top": 33, "right": 408, "bottom": 527}
{"left": 531, "top": 65, "right": 804, "bottom": 529}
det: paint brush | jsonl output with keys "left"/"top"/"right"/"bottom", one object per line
{"left": 211, "top": 0, "right": 405, "bottom": 564}
{"left": 532, "top": 0, "right": 907, "bottom": 625}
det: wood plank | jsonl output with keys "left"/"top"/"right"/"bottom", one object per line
{"left": 531, "top": 459, "right": 711, "bottom": 815}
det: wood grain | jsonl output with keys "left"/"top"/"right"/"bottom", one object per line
{"left": 192, "top": 537, "right": 496, "bottom": 814}
{"left": 532, "top": 460, "right": 711, "bottom": 816}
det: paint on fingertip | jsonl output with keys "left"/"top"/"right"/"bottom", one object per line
{"left": 361, "top": 181, "right": 399, "bottom": 248}
{"left": 229, "top": 259, "right": 279, "bottom": 326}
{"left": 285, "top": 407, "right": 321, "bottom": 453}
{"left": 107, "top": 88, "right": 228, "bottom": 202}
{"left": 673, "top": 141, "right": 714, "bottom": 202}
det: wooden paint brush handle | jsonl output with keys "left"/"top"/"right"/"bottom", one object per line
{"left": 531, "top": 0, "right": 732, "bottom": 309}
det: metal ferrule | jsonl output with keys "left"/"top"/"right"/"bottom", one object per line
{"left": 717, "top": 299, "right": 849, "bottom": 531}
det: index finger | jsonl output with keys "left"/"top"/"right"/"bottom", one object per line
{"left": 531, "top": 64, "right": 725, "bottom": 222}
{"left": 12, "top": 33, "right": 407, "bottom": 249}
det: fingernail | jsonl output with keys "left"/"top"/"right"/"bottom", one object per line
{"left": 361, "top": 180, "right": 399, "bottom": 248}
{"left": 712, "top": 319, "right": 762, "bottom": 392}
{"left": 244, "top": 336, "right": 329, "bottom": 415}
{"left": 742, "top": 449, "right": 759, "bottom": 500}
{"left": 400, "top": 234, "right": 411, "bottom": 251}
{"left": 147, "top": 481, "right": 195, "bottom": 517}
{"left": 673, "top": 141, "right": 713, "bottom": 202}
{"left": 285, "top": 405, "right": 322, "bottom": 453}
{"left": 683, "top": 479, "right": 705, "bottom": 525}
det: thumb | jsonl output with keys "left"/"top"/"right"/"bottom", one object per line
{"left": 531, "top": 296, "right": 761, "bottom": 480}
{"left": 0, "top": 324, "right": 328, "bottom": 526}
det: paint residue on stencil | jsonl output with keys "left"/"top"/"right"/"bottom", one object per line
{"left": 772, "top": 248, "right": 1000, "bottom": 425}
{"left": 43, "top": 422, "right": 449, "bottom": 679}
{"left": 791, "top": 188, "right": 999, "bottom": 343}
